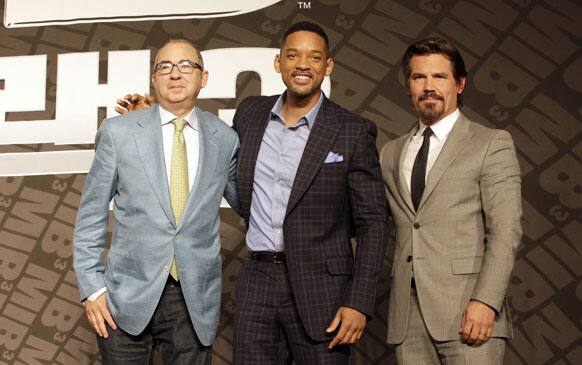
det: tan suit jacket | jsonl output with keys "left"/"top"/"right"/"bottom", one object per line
{"left": 380, "top": 114, "right": 522, "bottom": 344}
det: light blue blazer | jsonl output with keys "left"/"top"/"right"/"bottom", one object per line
{"left": 73, "top": 104, "right": 239, "bottom": 346}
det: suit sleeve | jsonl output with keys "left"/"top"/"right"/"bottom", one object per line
{"left": 73, "top": 120, "right": 118, "bottom": 301}
{"left": 472, "top": 130, "right": 522, "bottom": 311}
{"left": 343, "top": 121, "right": 390, "bottom": 317}
{"left": 224, "top": 133, "right": 242, "bottom": 216}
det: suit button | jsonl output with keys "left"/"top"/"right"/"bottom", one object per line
{"left": 413, "top": 223, "right": 420, "bottom": 229}
{"left": 406, "top": 256, "right": 412, "bottom": 262}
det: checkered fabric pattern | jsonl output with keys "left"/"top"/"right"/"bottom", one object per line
{"left": 232, "top": 95, "right": 389, "bottom": 345}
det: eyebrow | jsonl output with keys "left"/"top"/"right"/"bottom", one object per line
{"left": 410, "top": 71, "right": 449, "bottom": 77}
{"left": 284, "top": 48, "right": 324, "bottom": 54}
{"left": 156, "top": 59, "right": 198, "bottom": 64}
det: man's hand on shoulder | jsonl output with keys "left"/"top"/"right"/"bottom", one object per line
{"left": 460, "top": 300, "right": 496, "bottom": 346}
{"left": 326, "top": 306, "right": 367, "bottom": 349}
{"left": 114, "top": 93, "right": 155, "bottom": 114}
{"left": 84, "top": 292, "right": 117, "bottom": 338}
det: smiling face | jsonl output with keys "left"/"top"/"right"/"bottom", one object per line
{"left": 275, "top": 30, "right": 333, "bottom": 103}
{"left": 151, "top": 41, "right": 208, "bottom": 112}
{"left": 407, "top": 54, "right": 465, "bottom": 124}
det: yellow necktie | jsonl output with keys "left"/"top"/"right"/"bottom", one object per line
{"left": 169, "top": 118, "right": 189, "bottom": 281}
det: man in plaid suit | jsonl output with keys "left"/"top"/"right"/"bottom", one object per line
{"left": 231, "top": 22, "right": 388, "bottom": 364}
{"left": 116, "top": 22, "right": 388, "bottom": 364}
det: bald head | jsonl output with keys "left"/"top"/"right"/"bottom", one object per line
{"left": 154, "top": 39, "right": 204, "bottom": 70}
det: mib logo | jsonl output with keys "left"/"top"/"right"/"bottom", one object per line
{"left": 0, "top": 48, "right": 331, "bottom": 177}
{"left": 4, "top": 0, "right": 282, "bottom": 28}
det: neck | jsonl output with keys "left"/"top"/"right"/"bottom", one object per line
{"left": 161, "top": 101, "right": 196, "bottom": 119}
{"left": 281, "top": 91, "right": 320, "bottom": 127}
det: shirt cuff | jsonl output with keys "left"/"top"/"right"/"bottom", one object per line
{"left": 86, "top": 287, "right": 107, "bottom": 302}
{"left": 470, "top": 298, "right": 499, "bottom": 315}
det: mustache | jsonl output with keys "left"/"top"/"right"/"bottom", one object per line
{"left": 418, "top": 92, "right": 444, "bottom": 101}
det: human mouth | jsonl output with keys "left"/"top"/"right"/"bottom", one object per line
{"left": 292, "top": 73, "right": 312, "bottom": 83}
{"left": 419, "top": 92, "right": 443, "bottom": 102}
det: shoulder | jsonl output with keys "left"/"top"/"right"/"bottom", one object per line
{"left": 237, "top": 95, "right": 278, "bottom": 112}
{"left": 323, "top": 98, "right": 377, "bottom": 135}
{"left": 197, "top": 109, "right": 238, "bottom": 141}
{"left": 381, "top": 132, "right": 407, "bottom": 150}
{"left": 463, "top": 115, "right": 514, "bottom": 144}
{"left": 97, "top": 108, "right": 154, "bottom": 140}
{"left": 233, "top": 95, "right": 279, "bottom": 131}
{"left": 380, "top": 132, "right": 408, "bottom": 162}
{"left": 101, "top": 107, "right": 155, "bottom": 131}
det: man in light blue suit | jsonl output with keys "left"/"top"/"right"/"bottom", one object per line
{"left": 73, "top": 39, "right": 239, "bottom": 364}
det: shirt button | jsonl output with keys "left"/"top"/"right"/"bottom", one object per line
{"left": 413, "top": 223, "right": 420, "bottom": 229}
{"left": 163, "top": 266, "right": 169, "bottom": 272}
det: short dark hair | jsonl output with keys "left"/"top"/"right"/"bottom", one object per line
{"left": 281, "top": 21, "right": 330, "bottom": 55}
{"left": 402, "top": 37, "right": 467, "bottom": 106}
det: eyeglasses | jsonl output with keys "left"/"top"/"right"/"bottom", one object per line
{"left": 154, "top": 60, "right": 203, "bottom": 75}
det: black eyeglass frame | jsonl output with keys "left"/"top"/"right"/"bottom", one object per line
{"left": 154, "top": 60, "right": 203, "bottom": 75}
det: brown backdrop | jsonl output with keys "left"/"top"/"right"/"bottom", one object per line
{"left": 0, "top": 0, "right": 580, "bottom": 364}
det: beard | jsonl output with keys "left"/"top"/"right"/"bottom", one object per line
{"left": 416, "top": 92, "right": 445, "bottom": 124}
{"left": 418, "top": 102, "right": 445, "bottom": 123}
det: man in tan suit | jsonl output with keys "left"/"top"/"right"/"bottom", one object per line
{"left": 380, "top": 38, "right": 522, "bottom": 364}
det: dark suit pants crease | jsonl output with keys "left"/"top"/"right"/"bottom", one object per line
{"left": 395, "top": 287, "right": 506, "bottom": 365}
{"left": 234, "top": 259, "right": 350, "bottom": 365}
{"left": 97, "top": 279, "right": 211, "bottom": 365}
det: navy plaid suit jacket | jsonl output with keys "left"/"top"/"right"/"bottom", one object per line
{"left": 233, "top": 94, "right": 389, "bottom": 341}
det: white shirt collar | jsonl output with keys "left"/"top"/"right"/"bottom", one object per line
{"left": 159, "top": 104, "right": 199, "bottom": 131}
{"left": 416, "top": 108, "right": 460, "bottom": 142}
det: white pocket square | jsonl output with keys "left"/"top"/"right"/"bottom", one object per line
{"left": 324, "top": 151, "right": 344, "bottom": 163}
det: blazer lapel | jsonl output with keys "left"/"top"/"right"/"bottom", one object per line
{"left": 133, "top": 104, "right": 176, "bottom": 228}
{"left": 238, "top": 99, "right": 273, "bottom": 215}
{"left": 418, "top": 114, "right": 472, "bottom": 211}
{"left": 394, "top": 127, "right": 417, "bottom": 218}
{"left": 285, "top": 98, "right": 339, "bottom": 218}
{"left": 177, "top": 108, "right": 219, "bottom": 232}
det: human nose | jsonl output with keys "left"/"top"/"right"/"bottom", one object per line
{"left": 296, "top": 54, "right": 309, "bottom": 69}
{"left": 424, "top": 76, "right": 435, "bottom": 91}
{"left": 169, "top": 64, "right": 182, "bottom": 79}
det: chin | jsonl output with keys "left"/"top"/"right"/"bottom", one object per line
{"left": 421, "top": 112, "right": 444, "bottom": 122}
{"left": 417, "top": 109, "right": 441, "bottom": 121}
{"left": 289, "top": 87, "right": 317, "bottom": 99}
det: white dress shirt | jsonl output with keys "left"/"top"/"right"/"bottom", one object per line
{"left": 86, "top": 105, "right": 200, "bottom": 302}
{"left": 159, "top": 105, "right": 200, "bottom": 192}
{"left": 402, "top": 109, "right": 460, "bottom": 194}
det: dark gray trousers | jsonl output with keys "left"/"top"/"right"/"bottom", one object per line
{"left": 233, "top": 259, "right": 350, "bottom": 365}
{"left": 97, "top": 279, "right": 212, "bottom": 365}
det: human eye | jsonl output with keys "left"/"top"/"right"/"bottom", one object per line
{"left": 156, "top": 62, "right": 172, "bottom": 73}
{"left": 178, "top": 61, "right": 195, "bottom": 73}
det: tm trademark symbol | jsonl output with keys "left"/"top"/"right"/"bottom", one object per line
{"left": 297, "top": 1, "right": 311, "bottom": 9}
